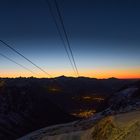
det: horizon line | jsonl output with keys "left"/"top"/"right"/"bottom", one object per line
{"left": 0, "top": 75, "right": 140, "bottom": 80}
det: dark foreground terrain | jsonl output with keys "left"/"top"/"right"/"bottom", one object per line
{"left": 19, "top": 80, "right": 140, "bottom": 140}
{"left": 0, "top": 76, "right": 138, "bottom": 139}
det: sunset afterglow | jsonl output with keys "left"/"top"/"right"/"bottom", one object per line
{"left": 0, "top": 0, "right": 140, "bottom": 79}
{"left": 0, "top": 67, "right": 140, "bottom": 79}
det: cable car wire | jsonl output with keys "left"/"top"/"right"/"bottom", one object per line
{"left": 0, "top": 53, "right": 38, "bottom": 75}
{"left": 45, "top": 0, "right": 77, "bottom": 76}
{"left": 54, "top": 0, "right": 79, "bottom": 77}
{"left": 0, "top": 39, "right": 52, "bottom": 77}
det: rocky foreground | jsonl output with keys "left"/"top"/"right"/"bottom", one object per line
{"left": 19, "top": 110, "right": 140, "bottom": 140}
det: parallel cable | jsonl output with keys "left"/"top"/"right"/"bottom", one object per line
{"left": 45, "top": 0, "right": 77, "bottom": 75}
{"left": 54, "top": 0, "right": 79, "bottom": 77}
{"left": 0, "top": 40, "right": 52, "bottom": 77}
{"left": 0, "top": 53, "right": 37, "bottom": 75}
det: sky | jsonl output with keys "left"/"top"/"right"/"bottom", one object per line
{"left": 0, "top": 0, "right": 140, "bottom": 78}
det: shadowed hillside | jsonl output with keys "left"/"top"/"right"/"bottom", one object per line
{"left": 18, "top": 80, "right": 140, "bottom": 140}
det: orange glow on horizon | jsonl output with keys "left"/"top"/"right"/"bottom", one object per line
{"left": 0, "top": 67, "right": 140, "bottom": 79}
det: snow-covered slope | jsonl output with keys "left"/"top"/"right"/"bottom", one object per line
{"left": 18, "top": 110, "right": 140, "bottom": 140}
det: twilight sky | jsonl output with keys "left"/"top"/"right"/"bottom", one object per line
{"left": 0, "top": 0, "right": 140, "bottom": 78}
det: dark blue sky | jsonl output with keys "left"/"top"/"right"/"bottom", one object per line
{"left": 0, "top": 0, "right": 140, "bottom": 78}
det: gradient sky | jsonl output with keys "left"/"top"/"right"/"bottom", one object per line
{"left": 0, "top": 0, "right": 140, "bottom": 78}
